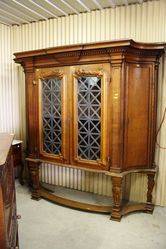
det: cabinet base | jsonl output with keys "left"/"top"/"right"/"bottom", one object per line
{"left": 39, "top": 187, "right": 112, "bottom": 213}
{"left": 35, "top": 185, "right": 155, "bottom": 221}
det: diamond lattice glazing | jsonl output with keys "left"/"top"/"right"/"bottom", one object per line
{"left": 77, "top": 76, "right": 101, "bottom": 160}
{"left": 41, "top": 77, "right": 62, "bottom": 155}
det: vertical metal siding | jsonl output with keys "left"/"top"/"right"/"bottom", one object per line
{"left": 0, "top": 0, "right": 166, "bottom": 205}
{"left": 0, "top": 24, "right": 18, "bottom": 135}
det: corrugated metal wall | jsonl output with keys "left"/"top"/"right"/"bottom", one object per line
{"left": 0, "top": 24, "right": 13, "bottom": 133}
{"left": 0, "top": 0, "right": 166, "bottom": 205}
{"left": 0, "top": 23, "right": 24, "bottom": 138}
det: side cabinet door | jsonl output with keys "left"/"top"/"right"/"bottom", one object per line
{"left": 124, "top": 63, "right": 155, "bottom": 169}
{"left": 70, "top": 64, "right": 111, "bottom": 171}
{"left": 36, "top": 67, "right": 70, "bottom": 164}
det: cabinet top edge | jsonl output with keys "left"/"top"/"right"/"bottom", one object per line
{"left": 0, "top": 133, "right": 14, "bottom": 166}
{"left": 14, "top": 39, "right": 166, "bottom": 61}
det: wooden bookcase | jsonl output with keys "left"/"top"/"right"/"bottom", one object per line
{"left": 14, "top": 39, "right": 165, "bottom": 221}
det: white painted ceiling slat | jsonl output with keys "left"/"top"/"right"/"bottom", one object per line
{"left": 76, "top": 0, "right": 91, "bottom": 12}
{"left": 0, "top": 14, "right": 20, "bottom": 25}
{"left": 77, "top": 0, "right": 95, "bottom": 10}
{"left": 0, "top": 1, "right": 38, "bottom": 23}
{"left": 11, "top": 0, "right": 48, "bottom": 20}
{"left": 28, "top": 0, "right": 58, "bottom": 18}
{"left": 108, "top": 0, "right": 116, "bottom": 8}
{"left": 124, "top": 0, "right": 129, "bottom": 5}
{"left": 0, "top": 17, "right": 12, "bottom": 26}
{"left": 44, "top": 0, "right": 68, "bottom": 16}
{"left": 65, "top": 0, "right": 85, "bottom": 12}
{"left": 92, "top": 0, "right": 103, "bottom": 10}
{"left": 0, "top": 0, "right": 155, "bottom": 25}
{"left": 60, "top": 0, "right": 79, "bottom": 14}
{"left": 0, "top": 20, "right": 10, "bottom": 26}
{"left": 0, "top": 7, "right": 29, "bottom": 24}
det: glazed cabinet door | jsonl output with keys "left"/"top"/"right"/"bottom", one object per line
{"left": 70, "top": 64, "right": 111, "bottom": 171}
{"left": 36, "top": 67, "right": 70, "bottom": 164}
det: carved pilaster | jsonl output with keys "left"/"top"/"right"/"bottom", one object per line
{"left": 109, "top": 59, "right": 124, "bottom": 171}
{"left": 111, "top": 176, "right": 123, "bottom": 221}
{"left": 28, "top": 161, "right": 41, "bottom": 200}
{"left": 24, "top": 58, "right": 40, "bottom": 158}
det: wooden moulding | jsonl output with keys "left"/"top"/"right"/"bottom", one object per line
{"left": 14, "top": 39, "right": 166, "bottom": 61}
{"left": 14, "top": 39, "right": 166, "bottom": 69}
{"left": 26, "top": 157, "right": 158, "bottom": 176}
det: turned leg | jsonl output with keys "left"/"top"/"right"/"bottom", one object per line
{"left": 146, "top": 172, "right": 155, "bottom": 213}
{"left": 111, "top": 176, "right": 123, "bottom": 221}
{"left": 28, "top": 161, "right": 41, "bottom": 200}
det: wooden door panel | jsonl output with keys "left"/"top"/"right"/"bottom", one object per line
{"left": 124, "top": 64, "right": 151, "bottom": 169}
{"left": 70, "top": 64, "right": 111, "bottom": 171}
{"left": 36, "top": 67, "right": 70, "bottom": 164}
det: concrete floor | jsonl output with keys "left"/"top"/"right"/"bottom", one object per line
{"left": 16, "top": 182, "right": 166, "bottom": 249}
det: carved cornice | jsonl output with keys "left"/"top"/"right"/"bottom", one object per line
{"left": 14, "top": 39, "right": 165, "bottom": 68}
{"left": 54, "top": 51, "right": 81, "bottom": 58}
{"left": 127, "top": 48, "right": 163, "bottom": 57}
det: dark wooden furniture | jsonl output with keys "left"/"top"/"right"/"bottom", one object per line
{"left": 12, "top": 140, "right": 24, "bottom": 185}
{"left": 14, "top": 39, "right": 165, "bottom": 221}
{"left": 0, "top": 133, "right": 19, "bottom": 248}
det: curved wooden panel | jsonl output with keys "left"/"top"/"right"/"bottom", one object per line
{"left": 39, "top": 188, "right": 112, "bottom": 213}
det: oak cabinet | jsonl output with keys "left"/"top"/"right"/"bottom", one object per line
{"left": 14, "top": 40, "right": 165, "bottom": 221}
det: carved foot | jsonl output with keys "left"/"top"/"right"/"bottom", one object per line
{"left": 110, "top": 176, "right": 123, "bottom": 222}
{"left": 145, "top": 203, "right": 154, "bottom": 214}
{"left": 110, "top": 211, "right": 122, "bottom": 222}
{"left": 31, "top": 191, "right": 41, "bottom": 201}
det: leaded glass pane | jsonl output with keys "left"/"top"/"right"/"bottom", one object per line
{"left": 77, "top": 76, "right": 101, "bottom": 160}
{"left": 41, "top": 77, "right": 62, "bottom": 155}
